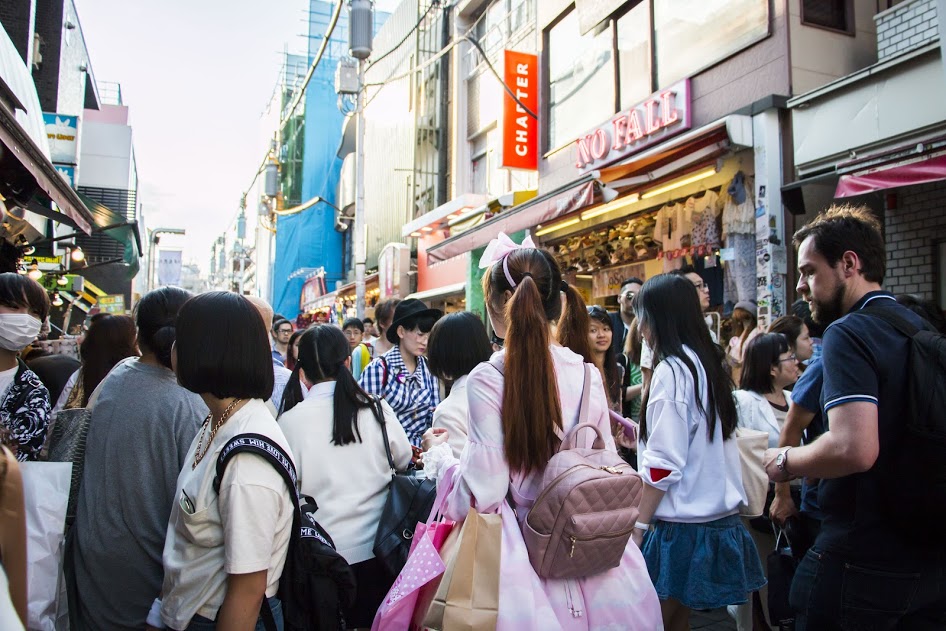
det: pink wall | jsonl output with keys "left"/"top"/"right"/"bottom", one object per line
{"left": 417, "top": 232, "right": 467, "bottom": 292}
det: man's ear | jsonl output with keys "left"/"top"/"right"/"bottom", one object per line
{"left": 840, "top": 250, "right": 861, "bottom": 278}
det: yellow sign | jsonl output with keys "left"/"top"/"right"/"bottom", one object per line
{"left": 97, "top": 294, "right": 125, "bottom": 314}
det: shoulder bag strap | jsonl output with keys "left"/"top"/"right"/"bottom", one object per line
{"left": 373, "top": 399, "right": 397, "bottom": 476}
{"left": 214, "top": 433, "right": 300, "bottom": 631}
{"left": 859, "top": 304, "right": 921, "bottom": 338}
{"left": 578, "top": 363, "right": 592, "bottom": 425}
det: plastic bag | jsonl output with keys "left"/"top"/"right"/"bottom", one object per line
{"left": 20, "top": 462, "right": 71, "bottom": 631}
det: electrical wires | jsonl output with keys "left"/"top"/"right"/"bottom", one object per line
{"left": 368, "top": 0, "right": 441, "bottom": 68}
{"left": 280, "top": 0, "right": 344, "bottom": 131}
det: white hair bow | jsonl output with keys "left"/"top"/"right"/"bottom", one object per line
{"left": 478, "top": 232, "right": 536, "bottom": 269}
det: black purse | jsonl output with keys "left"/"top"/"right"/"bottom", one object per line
{"left": 372, "top": 403, "right": 437, "bottom": 578}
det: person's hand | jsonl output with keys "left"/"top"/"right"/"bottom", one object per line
{"left": 764, "top": 447, "right": 795, "bottom": 483}
{"left": 631, "top": 528, "right": 645, "bottom": 548}
{"left": 421, "top": 427, "right": 448, "bottom": 452}
{"left": 769, "top": 488, "right": 799, "bottom": 526}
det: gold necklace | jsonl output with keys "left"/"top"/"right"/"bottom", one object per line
{"left": 192, "top": 398, "right": 243, "bottom": 469}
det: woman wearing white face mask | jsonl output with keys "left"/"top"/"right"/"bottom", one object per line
{"left": 0, "top": 273, "right": 51, "bottom": 461}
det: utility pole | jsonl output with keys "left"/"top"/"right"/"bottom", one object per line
{"left": 350, "top": 0, "right": 373, "bottom": 319}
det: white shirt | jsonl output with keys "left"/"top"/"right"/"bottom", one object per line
{"left": 278, "top": 382, "right": 412, "bottom": 564}
{"left": 160, "top": 399, "right": 294, "bottom": 629}
{"left": 734, "top": 389, "right": 792, "bottom": 448}
{"left": 0, "top": 365, "right": 17, "bottom": 400}
{"left": 52, "top": 369, "right": 79, "bottom": 414}
{"left": 639, "top": 346, "right": 746, "bottom": 523}
{"left": 432, "top": 375, "right": 470, "bottom": 459}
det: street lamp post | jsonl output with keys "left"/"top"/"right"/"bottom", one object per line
{"left": 350, "top": 0, "right": 373, "bottom": 319}
{"left": 148, "top": 227, "right": 185, "bottom": 291}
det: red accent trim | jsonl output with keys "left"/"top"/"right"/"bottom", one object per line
{"left": 651, "top": 468, "right": 671, "bottom": 482}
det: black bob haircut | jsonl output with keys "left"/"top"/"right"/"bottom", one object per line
{"left": 175, "top": 292, "right": 274, "bottom": 400}
{"left": 739, "top": 332, "right": 791, "bottom": 394}
{"left": 342, "top": 317, "right": 365, "bottom": 332}
{"left": 0, "top": 272, "right": 50, "bottom": 321}
{"left": 427, "top": 311, "right": 492, "bottom": 381}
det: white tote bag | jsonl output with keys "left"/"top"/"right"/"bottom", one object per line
{"left": 20, "top": 462, "right": 71, "bottom": 631}
{"left": 734, "top": 427, "right": 769, "bottom": 518}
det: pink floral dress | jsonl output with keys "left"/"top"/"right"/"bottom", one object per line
{"left": 437, "top": 344, "right": 663, "bottom": 630}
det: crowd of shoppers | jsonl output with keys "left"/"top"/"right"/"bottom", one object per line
{"left": 2, "top": 202, "right": 945, "bottom": 631}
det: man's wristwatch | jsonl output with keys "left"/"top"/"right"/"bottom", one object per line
{"left": 775, "top": 447, "right": 792, "bottom": 475}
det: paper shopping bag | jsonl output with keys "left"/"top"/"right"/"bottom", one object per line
{"left": 20, "top": 461, "right": 71, "bottom": 631}
{"left": 424, "top": 508, "right": 501, "bottom": 631}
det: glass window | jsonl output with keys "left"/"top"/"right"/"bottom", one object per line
{"left": 801, "top": 0, "right": 853, "bottom": 34}
{"left": 547, "top": 10, "right": 615, "bottom": 151}
{"left": 616, "top": 2, "right": 652, "bottom": 109}
{"left": 653, "top": 0, "right": 769, "bottom": 87}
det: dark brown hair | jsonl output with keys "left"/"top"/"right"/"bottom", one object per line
{"left": 373, "top": 298, "right": 401, "bottom": 336}
{"left": 557, "top": 287, "right": 593, "bottom": 364}
{"left": 78, "top": 314, "right": 139, "bottom": 406}
{"left": 0, "top": 272, "right": 50, "bottom": 321}
{"left": 793, "top": 204, "right": 886, "bottom": 283}
{"left": 485, "top": 247, "right": 586, "bottom": 472}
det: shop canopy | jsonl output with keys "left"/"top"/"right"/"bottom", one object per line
{"left": 76, "top": 192, "right": 142, "bottom": 277}
{"left": 835, "top": 150, "right": 946, "bottom": 198}
{"left": 0, "top": 89, "right": 95, "bottom": 235}
{"left": 426, "top": 115, "right": 752, "bottom": 264}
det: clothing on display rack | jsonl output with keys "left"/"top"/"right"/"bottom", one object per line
{"left": 721, "top": 172, "right": 757, "bottom": 309}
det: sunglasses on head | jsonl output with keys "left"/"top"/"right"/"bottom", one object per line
{"left": 587, "top": 305, "right": 608, "bottom": 317}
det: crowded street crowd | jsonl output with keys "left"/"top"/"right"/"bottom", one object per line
{"left": 1, "top": 204, "right": 945, "bottom": 631}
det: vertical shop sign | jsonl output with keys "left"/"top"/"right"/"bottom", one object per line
{"left": 157, "top": 250, "right": 183, "bottom": 287}
{"left": 43, "top": 113, "right": 80, "bottom": 165}
{"left": 501, "top": 50, "right": 538, "bottom": 171}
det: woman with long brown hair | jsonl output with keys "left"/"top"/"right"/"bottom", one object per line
{"left": 422, "top": 234, "right": 660, "bottom": 629}
{"left": 56, "top": 313, "right": 138, "bottom": 410}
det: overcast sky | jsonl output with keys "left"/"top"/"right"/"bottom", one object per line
{"left": 76, "top": 0, "right": 400, "bottom": 270}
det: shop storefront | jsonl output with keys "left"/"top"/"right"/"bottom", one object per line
{"left": 785, "top": 22, "right": 946, "bottom": 309}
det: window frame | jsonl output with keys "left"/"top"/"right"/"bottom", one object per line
{"left": 800, "top": 0, "right": 856, "bottom": 37}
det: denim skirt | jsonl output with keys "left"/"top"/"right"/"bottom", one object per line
{"left": 641, "top": 514, "right": 766, "bottom": 610}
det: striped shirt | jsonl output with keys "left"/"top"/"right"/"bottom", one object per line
{"left": 359, "top": 346, "right": 440, "bottom": 446}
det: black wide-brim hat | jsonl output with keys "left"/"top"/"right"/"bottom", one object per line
{"left": 387, "top": 298, "right": 443, "bottom": 344}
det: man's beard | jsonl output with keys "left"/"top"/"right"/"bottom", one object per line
{"left": 810, "top": 283, "right": 846, "bottom": 326}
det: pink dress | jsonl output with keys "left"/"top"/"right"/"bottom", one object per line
{"left": 440, "top": 345, "right": 663, "bottom": 630}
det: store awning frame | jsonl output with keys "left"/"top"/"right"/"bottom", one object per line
{"left": 407, "top": 282, "right": 466, "bottom": 302}
{"left": 426, "top": 175, "right": 599, "bottom": 264}
{"left": 0, "top": 101, "right": 94, "bottom": 234}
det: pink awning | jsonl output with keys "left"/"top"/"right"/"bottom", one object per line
{"left": 835, "top": 153, "right": 946, "bottom": 198}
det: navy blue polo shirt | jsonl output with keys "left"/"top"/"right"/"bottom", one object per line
{"left": 788, "top": 357, "right": 824, "bottom": 517}
{"left": 815, "top": 291, "right": 932, "bottom": 565}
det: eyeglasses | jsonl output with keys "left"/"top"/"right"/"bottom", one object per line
{"left": 587, "top": 305, "right": 608, "bottom": 316}
{"left": 778, "top": 354, "right": 797, "bottom": 363}
{"left": 277, "top": 328, "right": 293, "bottom": 335}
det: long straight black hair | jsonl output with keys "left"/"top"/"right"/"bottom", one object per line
{"left": 280, "top": 325, "right": 382, "bottom": 445}
{"left": 634, "top": 274, "right": 736, "bottom": 442}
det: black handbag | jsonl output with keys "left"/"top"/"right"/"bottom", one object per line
{"left": 767, "top": 526, "right": 798, "bottom": 630}
{"left": 372, "top": 404, "right": 437, "bottom": 578}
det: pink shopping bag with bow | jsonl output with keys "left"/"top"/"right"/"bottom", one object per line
{"left": 371, "top": 468, "right": 457, "bottom": 631}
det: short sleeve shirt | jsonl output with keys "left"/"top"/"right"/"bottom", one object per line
{"left": 814, "top": 291, "right": 932, "bottom": 565}
{"left": 787, "top": 357, "right": 824, "bottom": 516}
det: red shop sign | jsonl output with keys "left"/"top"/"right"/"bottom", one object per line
{"left": 575, "top": 79, "right": 691, "bottom": 172}
{"left": 500, "top": 50, "right": 538, "bottom": 171}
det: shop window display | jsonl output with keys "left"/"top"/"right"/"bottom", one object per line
{"left": 542, "top": 172, "right": 754, "bottom": 310}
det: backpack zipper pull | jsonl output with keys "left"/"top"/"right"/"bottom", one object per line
{"left": 569, "top": 536, "right": 577, "bottom": 558}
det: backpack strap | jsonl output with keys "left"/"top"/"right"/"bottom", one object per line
{"left": 577, "top": 363, "right": 593, "bottom": 425}
{"left": 374, "top": 399, "right": 398, "bottom": 477}
{"left": 859, "top": 304, "right": 921, "bottom": 338}
{"left": 214, "top": 434, "right": 302, "bottom": 631}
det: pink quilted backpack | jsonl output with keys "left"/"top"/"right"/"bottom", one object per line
{"left": 520, "top": 364, "right": 643, "bottom": 579}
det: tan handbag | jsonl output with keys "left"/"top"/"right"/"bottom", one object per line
{"left": 422, "top": 508, "right": 501, "bottom": 631}
{"left": 735, "top": 427, "right": 769, "bottom": 518}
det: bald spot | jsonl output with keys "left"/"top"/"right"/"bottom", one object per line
{"left": 244, "top": 295, "right": 274, "bottom": 330}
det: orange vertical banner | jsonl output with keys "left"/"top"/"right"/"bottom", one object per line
{"left": 500, "top": 50, "right": 538, "bottom": 171}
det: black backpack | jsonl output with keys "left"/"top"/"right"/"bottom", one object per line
{"left": 214, "top": 434, "right": 357, "bottom": 631}
{"left": 861, "top": 306, "right": 946, "bottom": 544}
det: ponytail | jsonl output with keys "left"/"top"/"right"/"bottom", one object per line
{"left": 556, "top": 283, "right": 593, "bottom": 364}
{"left": 279, "top": 366, "right": 306, "bottom": 416}
{"left": 503, "top": 275, "right": 563, "bottom": 472}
